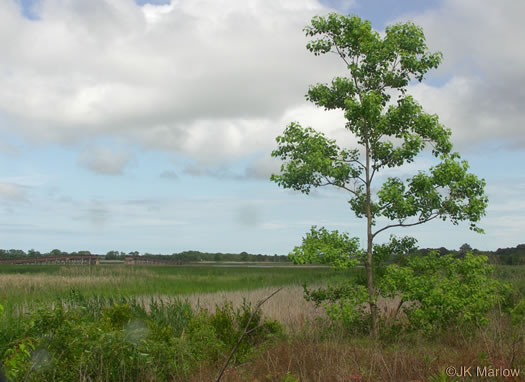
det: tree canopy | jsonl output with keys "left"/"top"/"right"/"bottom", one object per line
{"left": 272, "top": 14, "right": 487, "bottom": 236}
{"left": 271, "top": 13, "right": 488, "bottom": 334}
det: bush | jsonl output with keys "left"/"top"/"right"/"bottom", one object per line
{"left": 381, "top": 252, "right": 509, "bottom": 335}
{"left": 0, "top": 295, "right": 283, "bottom": 381}
{"left": 210, "top": 299, "right": 284, "bottom": 363}
{"left": 303, "top": 283, "right": 370, "bottom": 334}
{"left": 300, "top": 252, "right": 509, "bottom": 338}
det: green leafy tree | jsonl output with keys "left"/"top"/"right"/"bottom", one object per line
{"left": 27, "top": 249, "right": 41, "bottom": 257}
{"left": 459, "top": 243, "right": 472, "bottom": 256}
{"left": 49, "top": 248, "right": 64, "bottom": 257}
{"left": 271, "top": 13, "right": 488, "bottom": 334}
{"left": 105, "top": 250, "right": 120, "bottom": 260}
{"left": 240, "top": 251, "right": 249, "bottom": 262}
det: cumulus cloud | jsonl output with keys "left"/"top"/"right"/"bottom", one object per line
{"left": 1, "top": 0, "right": 522, "bottom": 172}
{"left": 0, "top": 0, "right": 346, "bottom": 163}
{"left": 402, "top": 0, "right": 525, "bottom": 149}
{"left": 78, "top": 146, "right": 135, "bottom": 175}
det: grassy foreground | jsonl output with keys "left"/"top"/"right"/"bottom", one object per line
{"left": 0, "top": 264, "right": 524, "bottom": 381}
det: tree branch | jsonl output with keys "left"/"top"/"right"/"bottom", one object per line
{"left": 370, "top": 165, "right": 377, "bottom": 183}
{"left": 372, "top": 214, "right": 439, "bottom": 238}
{"left": 320, "top": 176, "right": 359, "bottom": 196}
{"left": 215, "top": 288, "right": 283, "bottom": 382}
{"left": 344, "top": 158, "right": 366, "bottom": 169}
{"left": 334, "top": 43, "right": 351, "bottom": 67}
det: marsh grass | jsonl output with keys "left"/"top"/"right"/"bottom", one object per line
{"left": 186, "top": 311, "right": 525, "bottom": 382}
{"left": 173, "top": 287, "right": 403, "bottom": 333}
{"left": 0, "top": 264, "right": 357, "bottom": 317}
{"left": 1, "top": 264, "right": 523, "bottom": 381}
{"left": 184, "top": 286, "right": 323, "bottom": 332}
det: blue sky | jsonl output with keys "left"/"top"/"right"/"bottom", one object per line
{"left": 0, "top": 0, "right": 523, "bottom": 254}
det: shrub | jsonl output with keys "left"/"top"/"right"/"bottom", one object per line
{"left": 2, "top": 338, "right": 35, "bottom": 381}
{"left": 0, "top": 293, "right": 284, "bottom": 381}
{"left": 381, "top": 252, "right": 509, "bottom": 335}
{"left": 304, "top": 283, "right": 370, "bottom": 334}
{"left": 103, "top": 303, "right": 132, "bottom": 330}
{"left": 211, "top": 300, "right": 284, "bottom": 363}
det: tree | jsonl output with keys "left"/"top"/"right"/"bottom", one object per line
{"left": 240, "top": 251, "right": 249, "bottom": 261}
{"left": 49, "top": 249, "right": 64, "bottom": 257}
{"left": 105, "top": 250, "right": 120, "bottom": 260}
{"left": 27, "top": 249, "right": 41, "bottom": 257}
{"left": 271, "top": 13, "right": 488, "bottom": 334}
{"left": 459, "top": 243, "right": 472, "bottom": 256}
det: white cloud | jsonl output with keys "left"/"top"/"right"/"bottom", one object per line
{"left": 0, "top": 182, "right": 27, "bottom": 202}
{"left": 0, "top": 0, "right": 344, "bottom": 162}
{"left": 403, "top": 0, "right": 525, "bottom": 149}
{"left": 78, "top": 146, "right": 135, "bottom": 175}
{"left": 1, "top": 0, "right": 523, "bottom": 162}
{"left": 142, "top": 2, "right": 174, "bottom": 24}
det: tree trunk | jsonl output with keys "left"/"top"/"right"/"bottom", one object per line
{"left": 365, "top": 141, "right": 378, "bottom": 337}
{"left": 366, "top": 232, "right": 378, "bottom": 336}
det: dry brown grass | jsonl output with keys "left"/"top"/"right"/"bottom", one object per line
{"left": 0, "top": 273, "right": 123, "bottom": 292}
{"left": 178, "top": 287, "right": 403, "bottom": 332}
{"left": 169, "top": 289, "right": 525, "bottom": 382}
{"left": 56, "top": 265, "right": 158, "bottom": 278}
{"left": 186, "top": 330, "right": 524, "bottom": 382}
{"left": 145, "top": 286, "right": 325, "bottom": 332}
{"left": 0, "top": 266, "right": 159, "bottom": 296}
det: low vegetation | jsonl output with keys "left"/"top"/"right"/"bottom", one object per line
{"left": 0, "top": 265, "right": 351, "bottom": 316}
{"left": 0, "top": 260, "right": 524, "bottom": 381}
{"left": 0, "top": 293, "right": 283, "bottom": 381}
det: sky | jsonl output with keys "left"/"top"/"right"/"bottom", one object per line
{"left": 0, "top": 0, "right": 523, "bottom": 255}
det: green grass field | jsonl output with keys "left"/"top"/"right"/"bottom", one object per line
{"left": 0, "top": 264, "right": 359, "bottom": 314}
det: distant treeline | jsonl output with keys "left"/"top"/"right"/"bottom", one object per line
{"left": 0, "top": 249, "right": 290, "bottom": 263}
{"left": 113, "top": 250, "right": 290, "bottom": 263}
{"left": 0, "top": 244, "right": 524, "bottom": 265}
{"left": 414, "top": 243, "right": 525, "bottom": 266}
